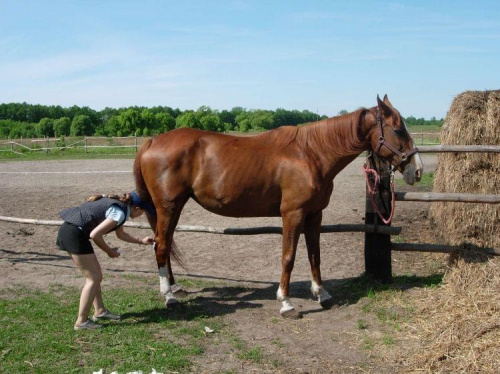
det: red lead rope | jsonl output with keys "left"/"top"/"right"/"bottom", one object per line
{"left": 362, "top": 163, "right": 395, "bottom": 225}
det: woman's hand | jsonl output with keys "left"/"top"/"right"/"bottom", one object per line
{"left": 106, "top": 247, "right": 121, "bottom": 258}
{"left": 139, "top": 236, "right": 155, "bottom": 245}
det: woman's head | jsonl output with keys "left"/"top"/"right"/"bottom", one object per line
{"left": 87, "top": 192, "right": 146, "bottom": 218}
{"left": 87, "top": 191, "right": 155, "bottom": 218}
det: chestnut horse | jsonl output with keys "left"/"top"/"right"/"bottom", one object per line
{"left": 133, "top": 95, "right": 423, "bottom": 318}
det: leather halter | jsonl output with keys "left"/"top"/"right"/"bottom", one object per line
{"left": 374, "top": 109, "right": 419, "bottom": 167}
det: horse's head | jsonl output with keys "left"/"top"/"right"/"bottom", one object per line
{"left": 368, "top": 95, "right": 423, "bottom": 185}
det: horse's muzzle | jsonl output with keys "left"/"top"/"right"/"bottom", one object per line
{"left": 402, "top": 153, "right": 423, "bottom": 185}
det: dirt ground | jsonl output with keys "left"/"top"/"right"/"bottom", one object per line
{"left": 0, "top": 155, "right": 441, "bottom": 373}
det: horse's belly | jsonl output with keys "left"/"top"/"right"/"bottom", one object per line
{"left": 192, "top": 195, "right": 282, "bottom": 218}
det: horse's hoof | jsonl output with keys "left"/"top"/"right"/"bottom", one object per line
{"left": 280, "top": 309, "right": 302, "bottom": 319}
{"left": 173, "top": 289, "right": 189, "bottom": 298}
{"left": 165, "top": 297, "right": 179, "bottom": 308}
{"left": 320, "top": 297, "right": 334, "bottom": 309}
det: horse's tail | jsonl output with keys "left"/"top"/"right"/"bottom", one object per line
{"left": 134, "top": 138, "right": 155, "bottom": 218}
{"left": 133, "top": 138, "right": 187, "bottom": 270}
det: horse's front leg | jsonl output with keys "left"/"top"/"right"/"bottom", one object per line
{"left": 277, "top": 209, "right": 304, "bottom": 319}
{"left": 304, "top": 211, "right": 332, "bottom": 307}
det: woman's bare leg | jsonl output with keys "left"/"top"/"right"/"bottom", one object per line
{"left": 70, "top": 253, "right": 103, "bottom": 326}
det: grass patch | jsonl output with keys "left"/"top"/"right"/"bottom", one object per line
{"left": 237, "top": 346, "right": 263, "bottom": 363}
{"left": 0, "top": 286, "right": 215, "bottom": 373}
{"left": 357, "top": 319, "right": 368, "bottom": 330}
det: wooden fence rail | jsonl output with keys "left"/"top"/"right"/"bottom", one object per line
{"left": 395, "top": 191, "right": 500, "bottom": 204}
{"left": 418, "top": 145, "right": 500, "bottom": 153}
{"left": 0, "top": 215, "right": 401, "bottom": 236}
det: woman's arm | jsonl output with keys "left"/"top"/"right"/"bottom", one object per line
{"left": 115, "top": 226, "right": 154, "bottom": 245}
{"left": 89, "top": 218, "right": 121, "bottom": 258}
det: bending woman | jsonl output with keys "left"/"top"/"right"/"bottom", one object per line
{"left": 56, "top": 191, "right": 154, "bottom": 330}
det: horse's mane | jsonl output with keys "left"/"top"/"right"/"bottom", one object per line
{"left": 260, "top": 108, "right": 368, "bottom": 155}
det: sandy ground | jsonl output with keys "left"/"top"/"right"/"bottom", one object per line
{"left": 0, "top": 155, "right": 439, "bottom": 373}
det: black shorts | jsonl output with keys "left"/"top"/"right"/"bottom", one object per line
{"left": 56, "top": 222, "right": 94, "bottom": 255}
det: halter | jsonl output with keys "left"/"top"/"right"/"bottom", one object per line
{"left": 362, "top": 158, "right": 395, "bottom": 225}
{"left": 362, "top": 109, "right": 420, "bottom": 225}
{"left": 374, "top": 109, "right": 419, "bottom": 168}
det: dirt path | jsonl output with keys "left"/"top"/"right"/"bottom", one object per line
{"left": 0, "top": 155, "right": 439, "bottom": 373}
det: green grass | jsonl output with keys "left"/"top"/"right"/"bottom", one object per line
{"left": 356, "top": 319, "right": 368, "bottom": 330}
{"left": 0, "top": 286, "right": 212, "bottom": 373}
{"left": 0, "top": 282, "right": 282, "bottom": 373}
{"left": 237, "top": 346, "right": 264, "bottom": 363}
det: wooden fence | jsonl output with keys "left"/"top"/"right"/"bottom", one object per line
{"left": 1, "top": 132, "right": 439, "bottom": 156}
{"left": 0, "top": 136, "right": 150, "bottom": 155}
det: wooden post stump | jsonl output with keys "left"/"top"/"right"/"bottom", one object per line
{"left": 364, "top": 155, "right": 393, "bottom": 283}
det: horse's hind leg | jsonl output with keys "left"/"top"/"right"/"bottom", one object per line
{"left": 304, "top": 211, "right": 332, "bottom": 307}
{"left": 155, "top": 198, "right": 187, "bottom": 307}
{"left": 277, "top": 209, "right": 304, "bottom": 319}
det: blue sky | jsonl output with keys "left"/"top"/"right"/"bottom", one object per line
{"left": 1, "top": 1, "right": 499, "bottom": 119}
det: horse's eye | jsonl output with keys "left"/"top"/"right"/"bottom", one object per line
{"left": 394, "top": 129, "right": 405, "bottom": 137}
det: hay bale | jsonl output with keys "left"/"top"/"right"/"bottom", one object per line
{"left": 401, "top": 249, "right": 500, "bottom": 373}
{"left": 429, "top": 90, "right": 500, "bottom": 249}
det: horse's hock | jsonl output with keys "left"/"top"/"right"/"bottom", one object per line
{"left": 430, "top": 90, "right": 500, "bottom": 249}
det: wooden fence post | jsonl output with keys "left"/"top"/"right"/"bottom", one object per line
{"left": 84, "top": 137, "right": 88, "bottom": 153}
{"left": 364, "top": 155, "right": 393, "bottom": 283}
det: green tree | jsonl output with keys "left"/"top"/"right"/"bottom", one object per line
{"left": 8, "top": 122, "right": 37, "bottom": 138}
{"left": 53, "top": 117, "right": 71, "bottom": 137}
{"left": 249, "top": 110, "right": 274, "bottom": 130}
{"left": 70, "top": 115, "right": 92, "bottom": 136}
{"left": 200, "top": 114, "right": 223, "bottom": 132}
{"left": 119, "top": 109, "right": 141, "bottom": 136}
{"left": 220, "top": 109, "right": 236, "bottom": 130}
{"left": 36, "top": 118, "right": 55, "bottom": 137}
{"left": 155, "top": 112, "right": 175, "bottom": 133}
{"left": 175, "top": 111, "right": 201, "bottom": 129}
{"left": 235, "top": 112, "right": 251, "bottom": 132}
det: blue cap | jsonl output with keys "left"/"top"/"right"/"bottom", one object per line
{"left": 130, "top": 191, "right": 156, "bottom": 216}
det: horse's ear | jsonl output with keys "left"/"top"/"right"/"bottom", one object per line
{"left": 377, "top": 94, "right": 392, "bottom": 116}
{"left": 383, "top": 94, "right": 394, "bottom": 108}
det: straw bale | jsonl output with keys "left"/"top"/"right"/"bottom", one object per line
{"left": 401, "top": 249, "right": 500, "bottom": 373}
{"left": 429, "top": 90, "right": 500, "bottom": 249}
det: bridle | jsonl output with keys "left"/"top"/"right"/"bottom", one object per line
{"left": 362, "top": 108, "right": 420, "bottom": 224}
{"left": 373, "top": 108, "right": 419, "bottom": 169}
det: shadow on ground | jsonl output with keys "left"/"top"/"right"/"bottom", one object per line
{"left": 120, "top": 271, "right": 444, "bottom": 323}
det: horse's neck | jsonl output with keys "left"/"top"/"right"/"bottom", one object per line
{"left": 301, "top": 111, "right": 370, "bottom": 178}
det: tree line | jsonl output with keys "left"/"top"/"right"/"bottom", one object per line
{"left": 0, "top": 102, "right": 443, "bottom": 139}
